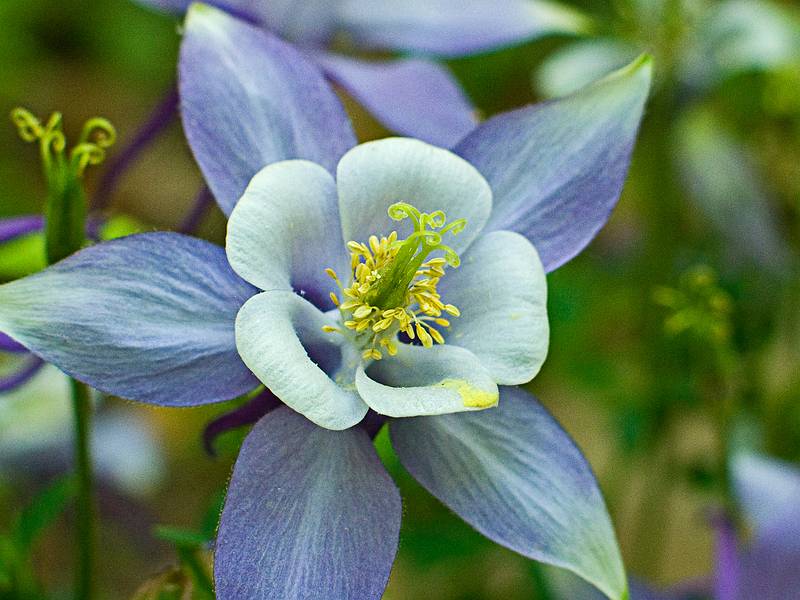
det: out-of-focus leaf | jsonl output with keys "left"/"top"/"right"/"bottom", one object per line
{"left": 153, "top": 526, "right": 208, "bottom": 549}
{"left": 13, "top": 476, "right": 76, "bottom": 553}
{"left": 673, "top": 105, "right": 789, "bottom": 271}
{"left": 534, "top": 39, "right": 640, "bottom": 98}
{"left": 198, "top": 490, "right": 225, "bottom": 540}
{"left": 0, "top": 232, "right": 46, "bottom": 280}
{"left": 0, "top": 476, "right": 76, "bottom": 599}
{"left": 680, "top": 0, "right": 800, "bottom": 88}
{"left": 99, "top": 214, "right": 149, "bottom": 240}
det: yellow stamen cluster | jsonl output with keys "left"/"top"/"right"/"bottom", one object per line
{"left": 324, "top": 203, "right": 465, "bottom": 362}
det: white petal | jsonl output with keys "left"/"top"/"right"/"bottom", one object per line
{"left": 337, "top": 138, "right": 491, "bottom": 254}
{"left": 440, "top": 230, "right": 549, "bottom": 384}
{"left": 226, "top": 160, "right": 350, "bottom": 309}
{"left": 235, "top": 291, "right": 367, "bottom": 430}
{"left": 356, "top": 343, "right": 497, "bottom": 418}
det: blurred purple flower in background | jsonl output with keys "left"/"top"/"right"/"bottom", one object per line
{"left": 546, "top": 452, "right": 800, "bottom": 600}
{"left": 0, "top": 6, "right": 651, "bottom": 599}
{"left": 96, "top": 0, "right": 589, "bottom": 211}
{"left": 134, "top": 0, "right": 587, "bottom": 147}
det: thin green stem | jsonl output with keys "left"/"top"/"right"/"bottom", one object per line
{"left": 13, "top": 109, "right": 106, "bottom": 599}
{"left": 70, "top": 379, "right": 94, "bottom": 600}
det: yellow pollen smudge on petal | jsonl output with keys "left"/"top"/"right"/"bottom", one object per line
{"left": 439, "top": 379, "right": 499, "bottom": 408}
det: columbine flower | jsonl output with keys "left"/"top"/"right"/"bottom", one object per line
{"left": 225, "top": 137, "right": 548, "bottom": 429}
{"left": 135, "top": 0, "right": 587, "bottom": 148}
{"left": 0, "top": 11, "right": 651, "bottom": 600}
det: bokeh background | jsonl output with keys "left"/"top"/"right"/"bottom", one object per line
{"left": 1, "top": 0, "right": 798, "bottom": 598}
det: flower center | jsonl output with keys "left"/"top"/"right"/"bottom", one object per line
{"left": 324, "top": 202, "right": 466, "bottom": 361}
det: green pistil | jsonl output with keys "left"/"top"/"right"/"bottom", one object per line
{"left": 365, "top": 202, "right": 466, "bottom": 310}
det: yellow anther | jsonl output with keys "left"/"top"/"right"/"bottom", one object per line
{"left": 444, "top": 304, "right": 460, "bottom": 317}
{"left": 324, "top": 202, "right": 465, "bottom": 360}
{"left": 415, "top": 323, "right": 432, "bottom": 348}
{"left": 322, "top": 325, "right": 339, "bottom": 333}
{"left": 352, "top": 305, "right": 373, "bottom": 319}
{"left": 369, "top": 235, "right": 380, "bottom": 254}
{"left": 372, "top": 317, "right": 393, "bottom": 332}
{"left": 362, "top": 348, "right": 382, "bottom": 361}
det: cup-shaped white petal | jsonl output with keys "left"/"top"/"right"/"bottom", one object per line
{"left": 356, "top": 343, "right": 498, "bottom": 417}
{"left": 439, "top": 230, "right": 549, "bottom": 384}
{"left": 227, "top": 160, "right": 350, "bottom": 309}
{"left": 337, "top": 138, "right": 491, "bottom": 254}
{"left": 235, "top": 291, "right": 367, "bottom": 430}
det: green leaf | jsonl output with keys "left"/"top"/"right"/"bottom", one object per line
{"left": 0, "top": 233, "right": 46, "bottom": 280}
{"left": 100, "top": 214, "right": 149, "bottom": 241}
{"left": 13, "top": 476, "right": 77, "bottom": 553}
{"left": 153, "top": 526, "right": 209, "bottom": 550}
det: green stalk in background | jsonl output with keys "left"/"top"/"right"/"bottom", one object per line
{"left": 11, "top": 108, "right": 116, "bottom": 600}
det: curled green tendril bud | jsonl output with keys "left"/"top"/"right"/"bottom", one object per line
{"left": 438, "top": 244, "right": 461, "bottom": 268}
{"left": 10, "top": 107, "right": 117, "bottom": 263}
{"left": 71, "top": 143, "right": 107, "bottom": 177}
{"left": 388, "top": 202, "right": 422, "bottom": 227}
{"left": 10, "top": 107, "right": 116, "bottom": 180}
{"left": 441, "top": 218, "right": 467, "bottom": 236}
{"left": 79, "top": 117, "right": 116, "bottom": 148}
{"left": 406, "top": 229, "right": 443, "bottom": 247}
{"left": 421, "top": 210, "right": 446, "bottom": 229}
{"left": 10, "top": 108, "right": 44, "bottom": 142}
